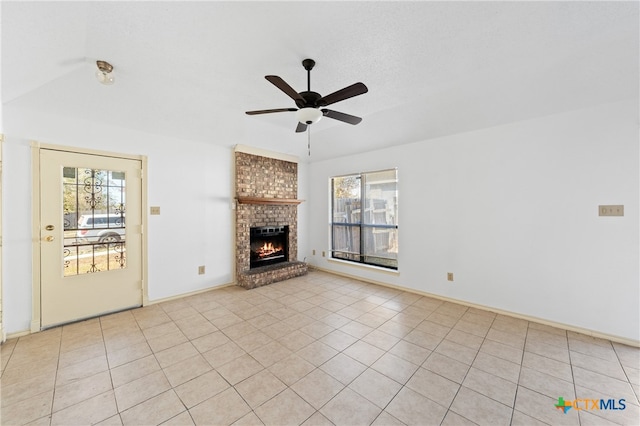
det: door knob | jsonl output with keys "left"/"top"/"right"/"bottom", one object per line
{"left": 45, "top": 236, "right": 55, "bottom": 242}
{"left": 45, "top": 225, "right": 55, "bottom": 231}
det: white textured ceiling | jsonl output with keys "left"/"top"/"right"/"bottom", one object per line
{"left": 2, "top": 1, "right": 638, "bottom": 161}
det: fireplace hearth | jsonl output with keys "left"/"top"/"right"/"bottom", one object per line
{"left": 250, "top": 226, "right": 288, "bottom": 268}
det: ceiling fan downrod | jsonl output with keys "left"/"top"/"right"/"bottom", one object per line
{"left": 302, "top": 58, "right": 315, "bottom": 92}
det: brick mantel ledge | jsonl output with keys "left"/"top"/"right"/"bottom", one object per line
{"left": 236, "top": 196, "right": 304, "bottom": 205}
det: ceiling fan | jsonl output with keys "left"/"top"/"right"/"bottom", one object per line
{"left": 246, "top": 59, "right": 368, "bottom": 133}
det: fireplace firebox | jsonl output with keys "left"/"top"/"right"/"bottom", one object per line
{"left": 250, "top": 226, "right": 288, "bottom": 268}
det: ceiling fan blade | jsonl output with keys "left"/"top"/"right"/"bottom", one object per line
{"left": 266, "top": 75, "right": 305, "bottom": 107}
{"left": 296, "top": 122, "right": 307, "bottom": 133}
{"left": 321, "top": 109, "right": 362, "bottom": 125}
{"left": 318, "top": 82, "right": 368, "bottom": 107}
{"left": 246, "top": 108, "right": 297, "bottom": 115}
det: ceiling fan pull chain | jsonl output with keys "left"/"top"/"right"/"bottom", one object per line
{"left": 308, "top": 127, "right": 311, "bottom": 156}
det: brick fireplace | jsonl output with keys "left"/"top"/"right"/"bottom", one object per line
{"left": 235, "top": 149, "right": 307, "bottom": 289}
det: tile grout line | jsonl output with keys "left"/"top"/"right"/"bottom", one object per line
{"left": 510, "top": 321, "right": 532, "bottom": 426}
{"left": 49, "top": 326, "right": 64, "bottom": 424}
{"left": 3, "top": 272, "right": 638, "bottom": 426}
{"left": 439, "top": 306, "right": 497, "bottom": 425}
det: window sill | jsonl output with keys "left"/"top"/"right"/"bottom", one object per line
{"left": 327, "top": 257, "right": 400, "bottom": 275}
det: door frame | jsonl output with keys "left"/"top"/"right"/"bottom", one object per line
{"left": 31, "top": 141, "right": 148, "bottom": 332}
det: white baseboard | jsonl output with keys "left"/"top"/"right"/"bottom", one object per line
{"left": 5, "top": 329, "right": 30, "bottom": 341}
{"left": 311, "top": 266, "right": 640, "bottom": 348}
{"left": 145, "top": 281, "right": 236, "bottom": 306}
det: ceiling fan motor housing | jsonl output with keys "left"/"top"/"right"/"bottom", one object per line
{"left": 300, "top": 91, "right": 323, "bottom": 107}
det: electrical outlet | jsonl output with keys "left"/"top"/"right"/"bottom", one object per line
{"left": 150, "top": 206, "right": 161, "bottom": 215}
{"left": 198, "top": 265, "right": 205, "bottom": 275}
{"left": 447, "top": 272, "right": 454, "bottom": 282}
{"left": 322, "top": 251, "right": 326, "bottom": 257}
{"left": 312, "top": 249, "right": 316, "bottom": 255}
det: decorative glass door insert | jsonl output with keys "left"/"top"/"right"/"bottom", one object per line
{"left": 62, "top": 167, "right": 127, "bottom": 276}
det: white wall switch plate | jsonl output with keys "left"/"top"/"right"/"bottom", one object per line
{"left": 599, "top": 205, "right": 624, "bottom": 216}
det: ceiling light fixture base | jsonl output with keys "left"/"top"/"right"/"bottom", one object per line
{"left": 302, "top": 58, "right": 316, "bottom": 71}
{"left": 95, "top": 60, "right": 115, "bottom": 85}
{"left": 296, "top": 107, "right": 322, "bottom": 125}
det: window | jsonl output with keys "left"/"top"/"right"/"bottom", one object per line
{"left": 331, "top": 169, "right": 398, "bottom": 270}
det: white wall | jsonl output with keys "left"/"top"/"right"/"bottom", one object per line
{"left": 2, "top": 106, "right": 235, "bottom": 334}
{"left": 306, "top": 99, "right": 639, "bottom": 343}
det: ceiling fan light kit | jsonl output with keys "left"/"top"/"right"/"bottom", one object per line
{"left": 296, "top": 107, "right": 322, "bottom": 125}
{"left": 95, "top": 60, "right": 115, "bottom": 85}
{"left": 246, "top": 58, "right": 368, "bottom": 133}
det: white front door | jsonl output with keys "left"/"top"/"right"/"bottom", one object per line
{"left": 40, "top": 149, "right": 143, "bottom": 328}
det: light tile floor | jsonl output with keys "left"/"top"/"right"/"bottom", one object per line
{"left": 1, "top": 271, "right": 639, "bottom": 425}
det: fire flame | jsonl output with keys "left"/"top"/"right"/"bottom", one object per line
{"left": 257, "top": 242, "right": 281, "bottom": 258}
